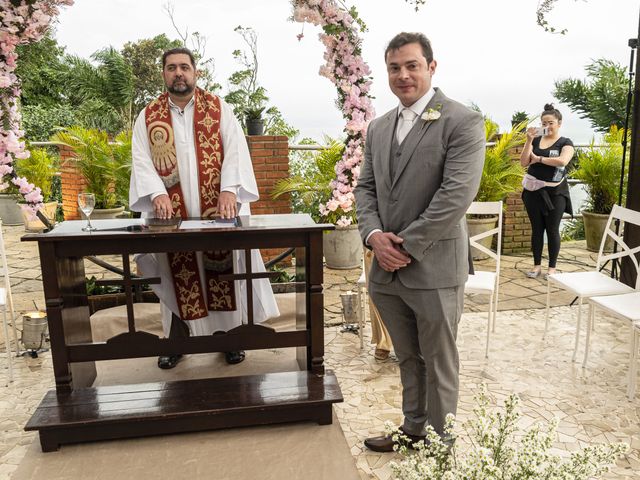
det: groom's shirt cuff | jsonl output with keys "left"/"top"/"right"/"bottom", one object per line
{"left": 365, "top": 229, "right": 382, "bottom": 246}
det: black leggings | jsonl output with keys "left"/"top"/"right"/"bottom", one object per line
{"left": 522, "top": 191, "right": 566, "bottom": 268}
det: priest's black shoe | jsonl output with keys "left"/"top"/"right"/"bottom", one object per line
{"left": 224, "top": 350, "right": 246, "bottom": 365}
{"left": 364, "top": 429, "right": 426, "bottom": 453}
{"left": 157, "top": 354, "right": 183, "bottom": 369}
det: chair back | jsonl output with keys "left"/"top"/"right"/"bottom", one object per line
{"left": 0, "top": 220, "right": 10, "bottom": 293}
{"left": 466, "top": 201, "right": 503, "bottom": 275}
{"left": 596, "top": 205, "right": 640, "bottom": 289}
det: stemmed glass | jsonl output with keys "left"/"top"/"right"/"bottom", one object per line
{"left": 78, "top": 193, "right": 97, "bottom": 231}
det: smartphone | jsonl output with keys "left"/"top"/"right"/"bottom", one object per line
{"left": 534, "top": 127, "right": 548, "bottom": 137}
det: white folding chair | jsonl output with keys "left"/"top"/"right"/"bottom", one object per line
{"left": 0, "top": 220, "right": 18, "bottom": 383}
{"left": 545, "top": 205, "right": 640, "bottom": 363}
{"left": 464, "top": 201, "right": 503, "bottom": 358}
{"left": 356, "top": 260, "right": 366, "bottom": 350}
{"left": 585, "top": 292, "right": 640, "bottom": 399}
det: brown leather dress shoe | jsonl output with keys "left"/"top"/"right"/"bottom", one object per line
{"left": 364, "top": 429, "right": 426, "bottom": 453}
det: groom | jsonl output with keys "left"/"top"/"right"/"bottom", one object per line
{"left": 354, "top": 32, "right": 485, "bottom": 452}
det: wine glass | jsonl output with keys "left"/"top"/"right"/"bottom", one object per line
{"left": 78, "top": 193, "right": 97, "bottom": 231}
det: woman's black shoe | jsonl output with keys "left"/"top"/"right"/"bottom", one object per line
{"left": 224, "top": 350, "right": 246, "bottom": 365}
{"left": 157, "top": 354, "right": 183, "bottom": 369}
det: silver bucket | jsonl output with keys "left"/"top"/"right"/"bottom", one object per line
{"left": 340, "top": 291, "right": 360, "bottom": 329}
{"left": 21, "top": 311, "right": 48, "bottom": 350}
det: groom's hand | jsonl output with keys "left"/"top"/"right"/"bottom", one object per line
{"left": 369, "top": 232, "right": 411, "bottom": 272}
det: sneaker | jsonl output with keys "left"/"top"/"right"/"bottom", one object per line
{"left": 525, "top": 270, "right": 541, "bottom": 278}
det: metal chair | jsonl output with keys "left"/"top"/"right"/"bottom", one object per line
{"left": 356, "top": 257, "right": 367, "bottom": 350}
{"left": 585, "top": 292, "right": 640, "bottom": 399}
{"left": 464, "top": 201, "right": 503, "bottom": 358}
{"left": 545, "top": 204, "right": 640, "bottom": 363}
{"left": 0, "top": 220, "right": 18, "bottom": 383}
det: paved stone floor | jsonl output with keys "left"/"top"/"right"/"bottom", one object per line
{"left": 0, "top": 224, "right": 638, "bottom": 479}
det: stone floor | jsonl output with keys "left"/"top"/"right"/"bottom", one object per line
{"left": 0, "top": 224, "right": 638, "bottom": 479}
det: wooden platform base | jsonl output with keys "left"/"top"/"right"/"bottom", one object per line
{"left": 25, "top": 370, "right": 343, "bottom": 452}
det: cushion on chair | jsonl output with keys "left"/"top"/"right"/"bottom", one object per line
{"left": 589, "top": 292, "right": 640, "bottom": 321}
{"left": 0, "top": 287, "right": 5, "bottom": 306}
{"left": 548, "top": 271, "right": 634, "bottom": 297}
{"left": 464, "top": 271, "right": 496, "bottom": 294}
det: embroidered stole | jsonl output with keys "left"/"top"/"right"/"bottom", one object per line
{"left": 145, "top": 88, "right": 236, "bottom": 320}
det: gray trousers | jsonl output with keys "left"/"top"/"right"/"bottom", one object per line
{"left": 369, "top": 277, "right": 463, "bottom": 436}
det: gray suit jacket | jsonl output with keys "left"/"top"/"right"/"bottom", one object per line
{"left": 354, "top": 88, "right": 485, "bottom": 290}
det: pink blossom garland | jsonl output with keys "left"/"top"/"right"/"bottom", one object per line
{"left": 292, "top": 0, "right": 375, "bottom": 227}
{"left": 0, "top": 0, "right": 73, "bottom": 219}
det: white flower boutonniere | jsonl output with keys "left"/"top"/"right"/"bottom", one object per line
{"left": 421, "top": 107, "right": 441, "bottom": 122}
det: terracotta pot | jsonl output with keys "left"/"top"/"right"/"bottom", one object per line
{"left": 83, "top": 205, "right": 126, "bottom": 220}
{"left": 467, "top": 215, "right": 498, "bottom": 260}
{"left": 323, "top": 224, "right": 362, "bottom": 270}
{"left": 582, "top": 210, "right": 614, "bottom": 252}
{"left": 21, "top": 201, "right": 58, "bottom": 232}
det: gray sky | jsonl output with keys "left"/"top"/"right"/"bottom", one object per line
{"left": 54, "top": 0, "right": 639, "bottom": 143}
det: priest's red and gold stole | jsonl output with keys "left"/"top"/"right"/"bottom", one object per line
{"left": 145, "top": 88, "right": 236, "bottom": 320}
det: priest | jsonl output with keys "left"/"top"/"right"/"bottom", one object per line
{"left": 130, "top": 47, "right": 280, "bottom": 369}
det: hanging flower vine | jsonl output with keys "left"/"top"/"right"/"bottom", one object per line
{"left": 0, "top": 0, "right": 73, "bottom": 220}
{"left": 292, "top": 0, "right": 375, "bottom": 227}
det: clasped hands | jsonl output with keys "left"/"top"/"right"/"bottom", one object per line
{"left": 368, "top": 231, "right": 411, "bottom": 272}
{"left": 152, "top": 191, "right": 238, "bottom": 220}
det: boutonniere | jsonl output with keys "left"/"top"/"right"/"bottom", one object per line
{"left": 421, "top": 104, "right": 442, "bottom": 122}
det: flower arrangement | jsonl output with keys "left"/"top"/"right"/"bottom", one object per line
{"left": 272, "top": 137, "right": 352, "bottom": 224}
{"left": 292, "top": 0, "right": 375, "bottom": 227}
{"left": 0, "top": 0, "right": 73, "bottom": 220}
{"left": 389, "top": 387, "right": 628, "bottom": 479}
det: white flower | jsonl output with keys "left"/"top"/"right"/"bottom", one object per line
{"left": 421, "top": 109, "right": 441, "bottom": 122}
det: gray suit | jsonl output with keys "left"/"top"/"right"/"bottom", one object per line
{"left": 354, "top": 88, "right": 484, "bottom": 436}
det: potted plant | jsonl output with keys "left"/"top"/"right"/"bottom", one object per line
{"left": 572, "top": 125, "right": 625, "bottom": 252}
{"left": 272, "top": 138, "right": 361, "bottom": 269}
{"left": 51, "top": 126, "right": 132, "bottom": 218}
{"left": 468, "top": 118, "right": 526, "bottom": 259}
{"left": 14, "top": 148, "right": 59, "bottom": 231}
{"left": 244, "top": 106, "right": 265, "bottom": 136}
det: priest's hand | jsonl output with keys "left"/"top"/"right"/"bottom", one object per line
{"left": 218, "top": 191, "right": 237, "bottom": 219}
{"left": 152, "top": 194, "right": 173, "bottom": 219}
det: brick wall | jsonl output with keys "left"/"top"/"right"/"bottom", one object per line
{"left": 58, "top": 135, "right": 292, "bottom": 261}
{"left": 501, "top": 145, "right": 532, "bottom": 254}
{"left": 59, "top": 144, "right": 85, "bottom": 220}
{"left": 246, "top": 135, "right": 292, "bottom": 263}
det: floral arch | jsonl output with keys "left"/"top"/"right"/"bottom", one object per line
{"left": 1, "top": 0, "right": 554, "bottom": 225}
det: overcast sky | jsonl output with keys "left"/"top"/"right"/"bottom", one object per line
{"left": 54, "top": 0, "right": 640, "bottom": 144}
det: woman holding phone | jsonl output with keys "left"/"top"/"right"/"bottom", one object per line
{"left": 519, "top": 103, "right": 575, "bottom": 279}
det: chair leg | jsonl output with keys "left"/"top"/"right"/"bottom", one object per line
{"left": 628, "top": 326, "right": 638, "bottom": 401}
{"left": 583, "top": 304, "right": 594, "bottom": 368}
{"left": 544, "top": 279, "right": 551, "bottom": 338}
{"left": 358, "top": 287, "right": 364, "bottom": 351}
{"left": 572, "top": 297, "right": 583, "bottom": 362}
{"left": 7, "top": 287, "right": 19, "bottom": 356}
{"left": 492, "top": 282, "right": 499, "bottom": 333}
{"left": 485, "top": 293, "right": 493, "bottom": 358}
{"left": 2, "top": 306, "right": 12, "bottom": 382}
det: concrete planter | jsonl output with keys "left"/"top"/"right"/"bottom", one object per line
{"left": 582, "top": 210, "right": 614, "bottom": 252}
{"left": 83, "top": 205, "right": 126, "bottom": 220}
{"left": 323, "top": 224, "right": 362, "bottom": 270}
{"left": 21, "top": 201, "right": 58, "bottom": 232}
{"left": 0, "top": 193, "right": 24, "bottom": 225}
{"left": 467, "top": 215, "right": 498, "bottom": 260}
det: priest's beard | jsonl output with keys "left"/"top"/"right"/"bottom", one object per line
{"left": 167, "top": 80, "right": 195, "bottom": 96}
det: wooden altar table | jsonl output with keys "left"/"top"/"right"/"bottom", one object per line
{"left": 22, "top": 214, "right": 342, "bottom": 451}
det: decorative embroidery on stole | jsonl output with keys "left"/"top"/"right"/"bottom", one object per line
{"left": 145, "top": 88, "right": 236, "bottom": 320}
